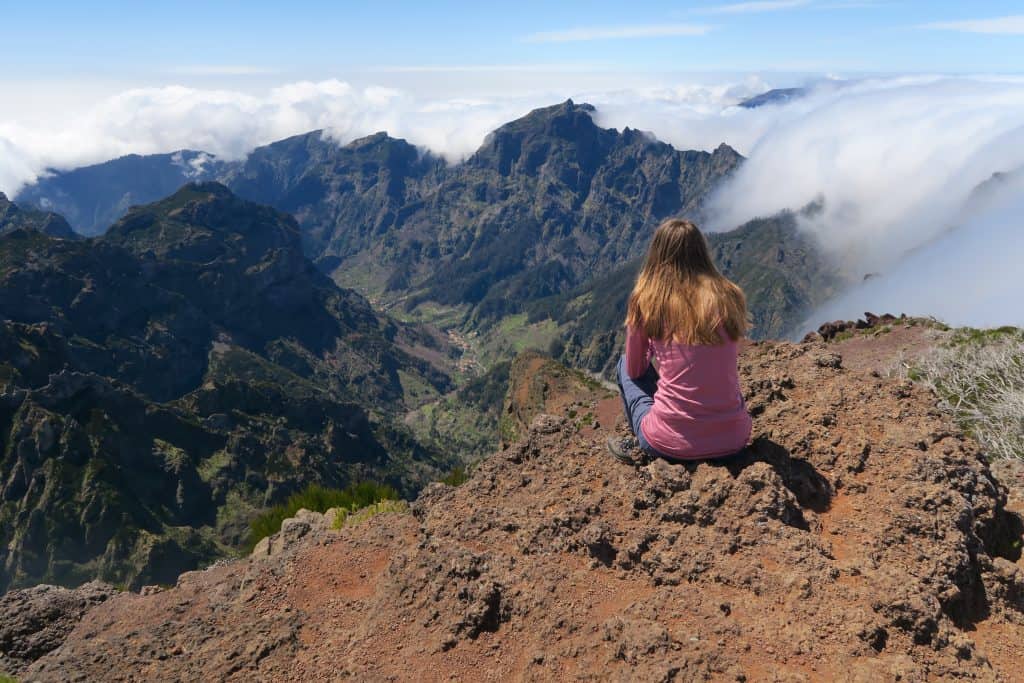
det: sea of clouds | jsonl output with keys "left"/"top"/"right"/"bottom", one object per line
{"left": 1, "top": 74, "right": 1023, "bottom": 331}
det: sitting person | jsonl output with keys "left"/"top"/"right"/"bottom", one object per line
{"left": 608, "top": 218, "right": 752, "bottom": 464}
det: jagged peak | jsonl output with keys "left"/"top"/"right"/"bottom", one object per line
{"left": 466, "top": 100, "right": 611, "bottom": 175}
{"left": 488, "top": 99, "right": 600, "bottom": 137}
{"left": 346, "top": 130, "right": 410, "bottom": 148}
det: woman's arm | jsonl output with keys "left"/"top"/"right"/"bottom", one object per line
{"left": 625, "top": 325, "right": 651, "bottom": 379}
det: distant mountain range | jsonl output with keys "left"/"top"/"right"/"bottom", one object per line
{"left": 1, "top": 102, "right": 847, "bottom": 591}
{"left": 0, "top": 185, "right": 457, "bottom": 592}
{"left": 15, "top": 101, "right": 839, "bottom": 348}
{"left": 17, "top": 151, "right": 229, "bottom": 237}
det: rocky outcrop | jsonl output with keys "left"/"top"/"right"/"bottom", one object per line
{"left": 0, "top": 581, "right": 114, "bottom": 677}
{"left": 500, "top": 350, "right": 614, "bottom": 446}
{"left": 18, "top": 336, "right": 1024, "bottom": 681}
{"left": 812, "top": 311, "right": 907, "bottom": 342}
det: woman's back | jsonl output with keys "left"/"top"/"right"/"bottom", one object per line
{"left": 638, "top": 328, "right": 751, "bottom": 459}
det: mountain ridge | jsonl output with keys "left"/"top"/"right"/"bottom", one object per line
{"left": 15, "top": 151, "right": 229, "bottom": 237}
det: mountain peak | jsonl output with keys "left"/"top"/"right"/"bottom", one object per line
{"left": 104, "top": 181, "right": 302, "bottom": 264}
{"left": 160, "top": 180, "right": 236, "bottom": 205}
{"left": 343, "top": 131, "right": 421, "bottom": 168}
{"left": 492, "top": 99, "right": 599, "bottom": 135}
{"left": 468, "top": 100, "right": 611, "bottom": 176}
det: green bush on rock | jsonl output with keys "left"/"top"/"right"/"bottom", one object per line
{"left": 331, "top": 499, "right": 409, "bottom": 530}
{"left": 248, "top": 482, "right": 398, "bottom": 548}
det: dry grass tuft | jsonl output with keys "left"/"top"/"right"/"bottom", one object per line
{"left": 894, "top": 327, "right": 1024, "bottom": 460}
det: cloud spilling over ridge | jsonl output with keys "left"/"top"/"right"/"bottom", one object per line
{"left": 701, "top": 77, "right": 1024, "bottom": 276}
{"left": 804, "top": 171, "right": 1024, "bottom": 331}
{"left": 681, "top": 75, "right": 1024, "bottom": 330}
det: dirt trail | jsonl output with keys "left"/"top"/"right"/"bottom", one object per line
{"left": 22, "top": 329, "right": 1024, "bottom": 682}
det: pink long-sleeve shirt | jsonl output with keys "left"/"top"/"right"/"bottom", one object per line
{"left": 626, "top": 325, "right": 751, "bottom": 459}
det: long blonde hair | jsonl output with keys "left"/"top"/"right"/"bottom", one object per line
{"left": 626, "top": 218, "right": 749, "bottom": 345}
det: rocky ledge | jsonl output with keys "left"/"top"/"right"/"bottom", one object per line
{"left": 10, "top": 335, "right": 1024, "bottom": 681}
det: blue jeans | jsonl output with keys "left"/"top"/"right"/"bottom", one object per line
{"left": 616, "top": 355, "right": 669, "bottom": 458}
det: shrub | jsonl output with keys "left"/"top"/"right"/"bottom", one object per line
{"left": 895, "top": 328, "right": 1024, "bottom": 460}
{"left": 248, "top": 482, "right": 398, "bottom": 548}
{"left": 440, "top": 465, "right": 470, "bottom": 487}
{"left": 331, "top": 499, "right": 409, "bottom": 530}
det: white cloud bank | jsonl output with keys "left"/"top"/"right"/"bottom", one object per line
{"left": 805, "top": 171, "right": 1024, "bottom": 332}
{"left": 694, "top": 77, "right": 1024, "bottom": 330}
{"left": 2, "top": 74, "right": 1023, "bottom": 331}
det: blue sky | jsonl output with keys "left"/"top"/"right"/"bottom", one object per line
{"left": 3, "top": 0, "right": 1024, "bottom": 82}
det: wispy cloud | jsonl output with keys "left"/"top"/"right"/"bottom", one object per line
{"left": 524, "top": 23, "right": 712, "bottom": 43}
{"left": 919, "top": 15, "right": 1024, "bottom": 35}
{"left": 693, "top": 0, "right": 882, "bottom": 13}
{"left": 365, "top": 64, "right": 600, "bottom": 73}
{"left": 166, "top": 65, "right": 280, "bottom": 76}
{"left": 815, "top": 1, "right": 887, "bottom": 8}
{"left": 695, "top": 0, "right": 809, "bottom": 15}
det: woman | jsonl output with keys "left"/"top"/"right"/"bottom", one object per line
{"left": 608, "top": 218, "right": 752, "bottom": 464}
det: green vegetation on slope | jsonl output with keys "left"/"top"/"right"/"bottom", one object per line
{"left": 248, "top": 482, "right": 398, "bottom": 548}
{"left": 405, "top": 361, "right": 512, "bottom": 462}
{"left": 0, "top": 184, "right": 457, "bottom": 592}
{"left": 331, "top": 499, "right": 410, "bottom": 530}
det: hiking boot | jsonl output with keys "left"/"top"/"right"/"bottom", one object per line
{"left": 607, "top": 435, "right": 648, "bottom": 466}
